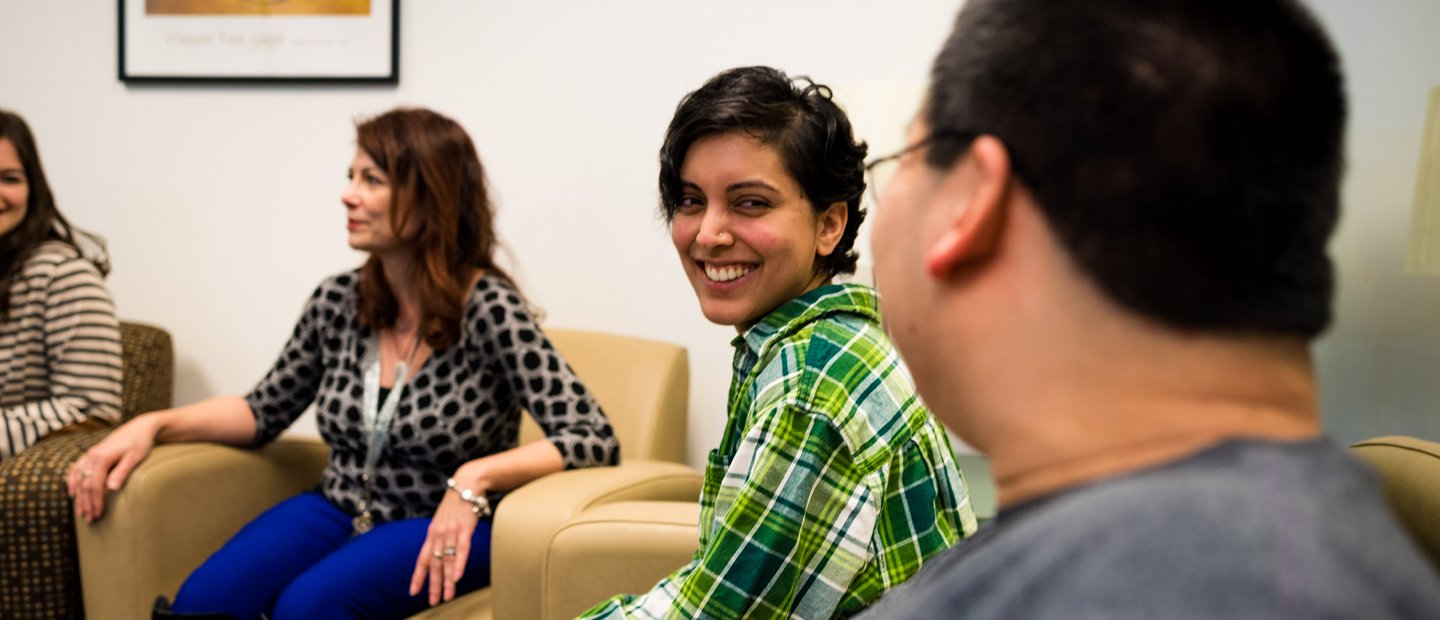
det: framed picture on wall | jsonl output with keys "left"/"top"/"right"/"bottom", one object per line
{"left": 118, "top": 0, "right": 399, "bottom": 83}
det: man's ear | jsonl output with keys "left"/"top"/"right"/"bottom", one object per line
{"left": 816, "top": 200, "right": 848, "bottom": 257}
{"left": 926, "top": 135, "right": 1013, "bottom": 279}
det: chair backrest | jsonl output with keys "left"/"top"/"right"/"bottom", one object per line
{"left": 517, "top": 328, "right": 688, "bottom": 463}
{"left": 1350, "top": 435, "right": 1440, "bottom": 570}
{"left": 119, "top": 321, "right": 175, "bottom": 421}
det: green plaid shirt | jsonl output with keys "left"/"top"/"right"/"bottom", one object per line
{"left": 580, "top": 284, "right": 977, "bottom": 620}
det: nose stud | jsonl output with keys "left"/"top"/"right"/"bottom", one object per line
{"left": 714, "top": 232, "right": 729, "bottom": 243}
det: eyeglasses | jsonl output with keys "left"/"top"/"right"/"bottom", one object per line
{"left": 864, "top": 130, "right": 977, "bottom": 211}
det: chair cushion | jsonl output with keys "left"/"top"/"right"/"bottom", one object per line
{"left": 544, "top": 501, "right": 701, "bottom": 619}
{"left": 0, "top": 425, "right": 108, "bottom": 619}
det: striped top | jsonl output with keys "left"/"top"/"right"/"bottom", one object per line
{"left": 1, "top": 241, "right": 122, "bottom": 459}
{"left": 581, "top": 283, "right": 976, "bottom": 620}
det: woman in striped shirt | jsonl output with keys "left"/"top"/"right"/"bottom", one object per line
{"left": 0, "top": 109, "right": 123, "bottom": 460}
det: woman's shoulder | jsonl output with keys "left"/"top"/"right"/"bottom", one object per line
{"left": 763, "top": 306, "right": 889, "bottom": 379}
{"left": 463, "top": 273, "right": 541, "bottom": 341}
{"left": 466, "top": 273, "right": 530, "bottom": 317}
{"left": 24, "top": 240, "right": 83, "bottom": 267}
{"left": 310, "top": 269, "right": 362, "bottom": 301}
{"left": 470, "top": 272, "right": 522, "bottom": 302}
{"left": 292, "top": 270, "right": 362, "bottom": 329}
{"left": 785, "top": 306, "right": 920, "bottom": 435}
{"left": 21, "top": 240, "right": 104, "bottom": 281}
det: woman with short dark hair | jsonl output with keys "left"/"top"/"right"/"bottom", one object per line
{"left": 580, "top": 66, "right": 976, "bottom": 620}
{"left": 71, "top": 107, "right": 619, "bottom": 619}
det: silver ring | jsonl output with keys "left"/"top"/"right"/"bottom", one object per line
{"left": 81, "top": 470, "right": 94, "bottom": 479}
{"left": 443, "top": 546, "right": 457, "bottom": 557}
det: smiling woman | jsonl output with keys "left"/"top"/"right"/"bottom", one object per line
{"left": 669, "top": 132, "right": 845, "bottom": 329}
{"left": 577, "top": 66, "right": 979, "bottom": 620}
{"left": 0, "top": 109, "right": 122, "bottom": 462}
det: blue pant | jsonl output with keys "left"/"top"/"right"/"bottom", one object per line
{"left": 171, "top": 492, "right": 492, "bottom": 620}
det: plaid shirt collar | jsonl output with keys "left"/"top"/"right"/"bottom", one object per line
{"left": 731, "top": 282, "right": 880, "bottom": 376}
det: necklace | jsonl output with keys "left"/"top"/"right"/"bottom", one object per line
{"left": 388, "top": 324, "right": 422, "bottom": 369}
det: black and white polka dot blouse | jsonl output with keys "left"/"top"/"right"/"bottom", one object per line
{"left": 244, "top": 271, "right": 619, "bottom": 523}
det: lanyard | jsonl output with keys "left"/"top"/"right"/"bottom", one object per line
{"left": 362, "top": 353, "right": 409, "bottom": 483}
{"left": 353, "top": 330, "right": 419, "bottom": 534}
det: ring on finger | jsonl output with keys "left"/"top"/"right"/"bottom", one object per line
{"left": 432, "top": 549, "right": 444, "bottom": 559}
{"left": 81, "top": 469, "right": 95, "bottom": 479}
{"left": 443, "top": 546, "right": 457, "bottom": 557}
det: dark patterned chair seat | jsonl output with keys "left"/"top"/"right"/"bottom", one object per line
{"left": 0, "top": 321, "right": 173, "bottom": 619}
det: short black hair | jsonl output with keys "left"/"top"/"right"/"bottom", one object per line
{"left": 926, "top": 0, "right": 1346, "bottom": 337}
{"left": 659, "top": 66, "right": 869, "bottom": 277}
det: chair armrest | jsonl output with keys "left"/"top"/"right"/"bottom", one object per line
{"left": 490, "top": 461, "right": 703, "bottom": 620}
{"left": 1350, "top": 435, "right": 1440, "bottom": 569}
{"left": 544, "top": 501, "right": 702, "bottom": 619}
{"left": 75, "top": 437, "right": 328, "bottom": 620}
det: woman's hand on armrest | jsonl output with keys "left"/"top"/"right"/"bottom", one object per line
{"left": 409, "top": 439, "right": 565, "bottom": 605}
{"left": 67, "top": 396, "right": 258, "bottom": 522}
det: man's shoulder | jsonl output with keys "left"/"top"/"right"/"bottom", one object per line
{"left": 1004, "top": 438, "right": 1416, "bottom": 562}
{"left": 860, "top": 439, "right": 1440, "bottom": 619}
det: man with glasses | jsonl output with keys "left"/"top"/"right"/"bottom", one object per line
{"left": 857, "top": 0, "right": 1440, "bottom": 617}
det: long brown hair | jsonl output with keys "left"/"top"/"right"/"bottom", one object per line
{"left": 0, "top": 109, "right": 109, "bottom": 323}
{"left": 354, "top": 108, "right": 514, "bottom": 350}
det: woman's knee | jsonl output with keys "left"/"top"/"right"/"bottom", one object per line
{"left": 271, "top": 573, "right": 378, "bottom": 619}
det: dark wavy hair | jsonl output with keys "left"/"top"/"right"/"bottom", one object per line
{"left": 926, "top": 0, "right": 1345, "bottom": 337}
{"left": 0, "top": 109, "right": 108, "bottom": 323}
{"left": 353, "top": 107, "right": 514, "bottom": 350}
{"left": 659, "top": 66, "right": 869, "bottom": 277}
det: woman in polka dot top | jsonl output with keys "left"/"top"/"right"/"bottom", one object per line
{"left": 68, "top": 107, "right": 619, "bottom": 619}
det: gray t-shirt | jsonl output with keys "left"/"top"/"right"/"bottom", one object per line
{"left": 858, "top": 438, "right": 1440, "bottom": 619}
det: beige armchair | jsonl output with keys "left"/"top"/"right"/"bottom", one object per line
{"left": 75, "top": 328, "right": 699, "bottom": 620}
{"left": 1349, "top": 435, "right": 1440, "bottom": 570}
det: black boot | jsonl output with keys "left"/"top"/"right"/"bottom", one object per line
{"left": 152, "top": 596, "right": 240, "bottom": 620}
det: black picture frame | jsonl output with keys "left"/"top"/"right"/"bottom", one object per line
{"left": 118, "top": 0, "right": 399, "bottom": 84}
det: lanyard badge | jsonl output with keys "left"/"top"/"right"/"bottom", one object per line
{"left": 352, "top": 332, "right": 415, "bottom": 535}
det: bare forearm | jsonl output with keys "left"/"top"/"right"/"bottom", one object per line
{"left": 71, "top": 396, "right": 259, "bottom": 522}
{"left": 146, "top": 396, "right": 258, "bottom": 446}
{"left": 460, "top": 439, "right": 565, "bottom": 493}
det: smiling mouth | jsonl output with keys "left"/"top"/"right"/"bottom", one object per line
{"left": 702, "top": 262, "right": 756, "bottom": 283}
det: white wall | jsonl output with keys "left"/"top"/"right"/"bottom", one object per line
{"left": 1, "top": 1, "right": 959, "bottom": 467}
{"left": 6, "top": 1, "right": 1439, "bottom": 468}
{"left": 1306, "top": 0, "right": 1440, "bottom": 443}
